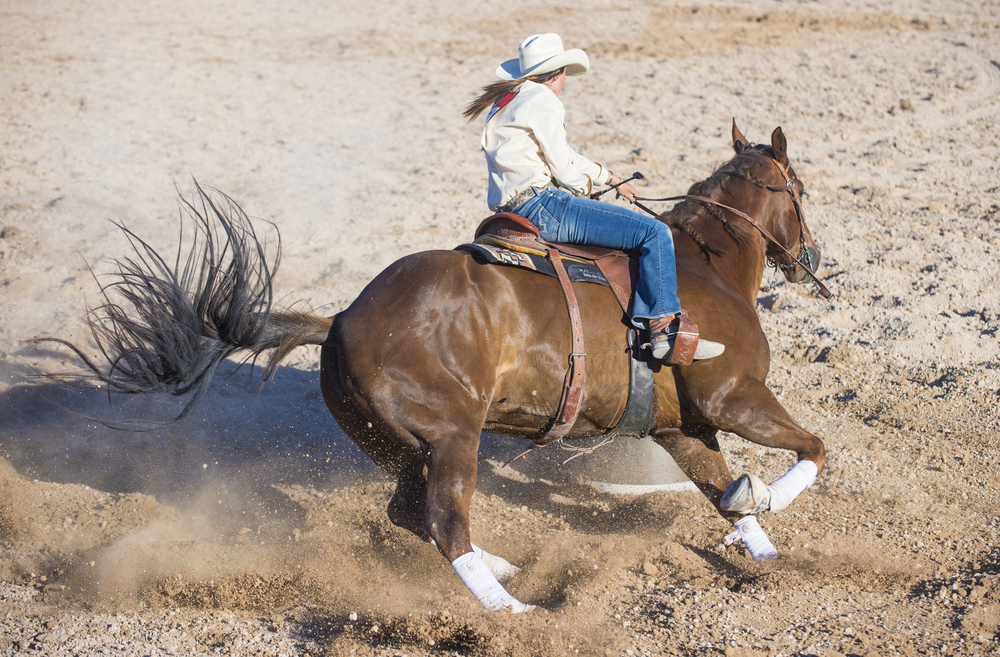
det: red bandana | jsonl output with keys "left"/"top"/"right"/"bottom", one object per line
{"left": 485, "top": 91, "right": 518, "bottom": 124}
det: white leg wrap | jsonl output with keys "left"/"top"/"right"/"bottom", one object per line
{"left": 725, "top": 515, "right": 778, "bottom": 561}
{"left": 766, "top": 460, "right": 818, "bottom": 513}
{"left": 432, "top": 540, "right": 522, "bottom": 584}
{"left": 472, "top": 543, "right": 521, "bottom": 584}
{"left": 452, "top": 552, "right": 533, "bottom": 613}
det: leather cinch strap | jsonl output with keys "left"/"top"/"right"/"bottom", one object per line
{"left": 541, "top": 247, "right": 586, "bottom": 442}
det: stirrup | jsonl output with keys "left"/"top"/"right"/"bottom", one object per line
{"left": 645, "top": 311, "right": 725, "bottom": 364}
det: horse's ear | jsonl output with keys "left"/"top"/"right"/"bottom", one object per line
{"left": 771, "top": 127, "right": 789, "bottom": 166}
{"left": 732, "top": 119, "right": 750, "bottom": 154}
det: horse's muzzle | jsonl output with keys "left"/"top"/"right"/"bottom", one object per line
{"left": 786, "top": 246, "right": 821, "bottom": 284}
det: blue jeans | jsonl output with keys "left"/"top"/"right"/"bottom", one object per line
{"left": 515, "top": 187, "right": 681, "bottom": 328}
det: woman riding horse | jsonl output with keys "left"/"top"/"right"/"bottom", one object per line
{"left": 464, "top": 33, "right": 724, "bottom": 365}
{"left": 39, "top": 125, "right": 827, "bottom": 615}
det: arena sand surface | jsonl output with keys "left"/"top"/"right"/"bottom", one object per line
{"left": 1, "top": 0, "right": 999, "bottom": 655}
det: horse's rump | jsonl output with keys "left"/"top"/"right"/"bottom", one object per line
{"left": 331, "top": 249, "right": 635, "bottom": 442}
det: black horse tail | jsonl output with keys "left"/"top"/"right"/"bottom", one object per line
{"left": 34, "top": 182, "right": 332, "bottom": 429}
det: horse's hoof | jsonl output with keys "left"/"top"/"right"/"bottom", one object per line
{"left": 720, "top": 474, "right": 770, "bottom": 514}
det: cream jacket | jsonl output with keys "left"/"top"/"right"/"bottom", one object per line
{"left": 482, "top": 80, "right": 612, "bottom": 211}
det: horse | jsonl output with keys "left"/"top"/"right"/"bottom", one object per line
{"left": 40, "top": 121, "right": 826, "bottom": 613}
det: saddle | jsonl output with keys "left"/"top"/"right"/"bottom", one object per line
{"left": 455, "top": 213, "right": 654, "bottom": 444}
{"left": 468, "top": 213, "right": 640, "bottom": 314}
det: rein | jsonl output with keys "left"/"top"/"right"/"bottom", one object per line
{"left": 632, "top": 157, "right": 833, "bottom": 299}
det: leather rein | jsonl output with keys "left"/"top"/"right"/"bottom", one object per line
{"left": 633, "top": 155, "right": 833, "bottom": 299}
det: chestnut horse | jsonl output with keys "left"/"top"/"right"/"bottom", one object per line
{"left": 42, "top": 122, "right": 826, "bottom": 613}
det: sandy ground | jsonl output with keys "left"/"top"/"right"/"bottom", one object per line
{"left": 2, "top": 0, "right": 1000, "bottom": 655}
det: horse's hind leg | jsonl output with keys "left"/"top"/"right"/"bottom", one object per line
{"left": 418, "top": 429, "right": 532, "bottom": 612}
{"left": 321, "top": 341, "right": 530, "bottom": 612}
{"left": 376, "top": 440, "right": 521, "bottom": 584}
{"left": 321, "top": 341, "right": 431, "bottom": 539}
{"left": 387, "top": 454, "right": 430, "bottom": 539}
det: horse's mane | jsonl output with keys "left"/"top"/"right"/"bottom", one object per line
{"left": 663, "top": 146, "right": 778, "bottom": 256}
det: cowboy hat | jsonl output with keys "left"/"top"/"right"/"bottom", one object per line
{"left": 495, "top": 33, "right": 590, "bottom": 81}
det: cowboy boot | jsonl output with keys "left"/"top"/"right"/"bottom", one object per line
{"left": 648, "top": 311, "right": 725, "bottom": 365}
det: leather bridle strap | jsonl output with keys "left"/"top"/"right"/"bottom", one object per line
{"left": 541, "top": 247, "right": 587, "bottom": 442}
{"left": 634, "top": 192, "right": 832, "bottom": 299}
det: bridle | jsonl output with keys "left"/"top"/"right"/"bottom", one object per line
{"left": 633, "top": 152, "right": 833, "bottom": 299}
{"left": 764, "top": 158, "right": 817, "bottom": 259}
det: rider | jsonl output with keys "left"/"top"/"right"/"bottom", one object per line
{"left": 464, "top": 33, "right": 724, "bottom": 363}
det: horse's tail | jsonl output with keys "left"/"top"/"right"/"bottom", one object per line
{"left": 35, "top": 181, "right": 332, "bottom": 429}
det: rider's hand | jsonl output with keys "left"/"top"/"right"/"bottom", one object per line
{"left": 592, "top": 175, "right": 639, "bottom": 203}
{"left": 615, "top": 182, "right": 638, "bottom": 204}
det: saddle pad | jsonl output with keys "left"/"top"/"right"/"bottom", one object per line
{"left": 456, "top": 242, "right": 611, "bottom": 287}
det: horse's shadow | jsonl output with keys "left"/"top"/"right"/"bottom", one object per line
{"left": 0, "top": 351, "right": 377, "bottom": 500}
{"left": 1, "top": 350, "right": 687, "bottom": 536}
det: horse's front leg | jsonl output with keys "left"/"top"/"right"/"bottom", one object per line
{"left": 652, "top": 427, "right": 737, "bottom": 520}
{"left": 681, "top": 379, "right": 826, "bottom": 560}
{"left": 654, "top": 426, "right": 783, "bottom": 562}
{"left": 707, "top": 380, "right": 825, "bottom": 518}
{"left": 424, "top": 431, "right": 534, "bottom": 613}
{"left": 656, "top": 429, "right": 780, "bottom": 559}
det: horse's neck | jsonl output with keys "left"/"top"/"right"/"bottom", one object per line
{"left": 678, "top": 197, "right": 770, "bottom": 303}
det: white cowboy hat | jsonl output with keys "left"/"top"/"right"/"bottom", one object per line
{"left": 495, "top": 33, "right": 590, "bottom": 81}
